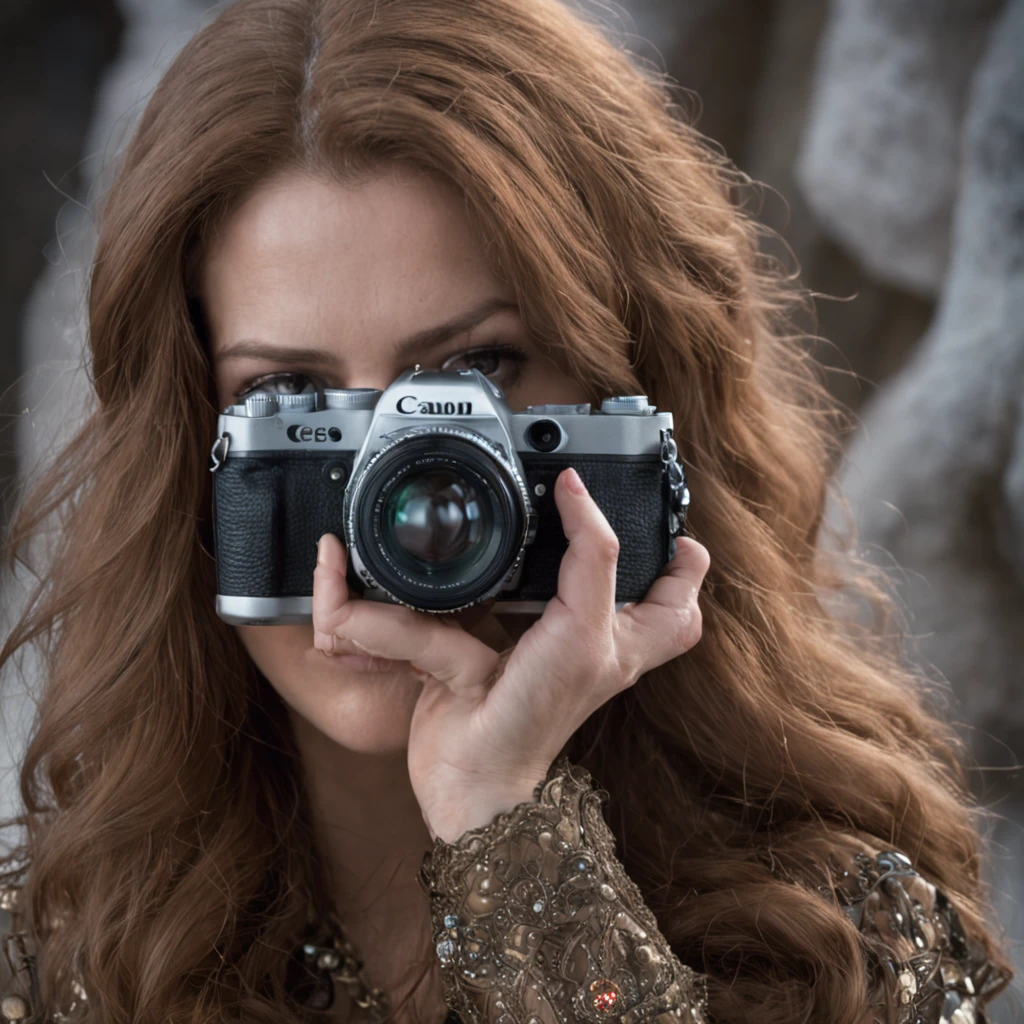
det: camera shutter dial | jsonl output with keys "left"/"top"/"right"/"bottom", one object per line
{"left": 323, "top": 388, "right": 383, "bottom": 410}
{"left": 276, "top": 393, "right": 317, "bottom": 412}
{"left": 243, "top": 393, "right": 278, "bottom": 417}
{"left": 600, "top": 395, "right": 653, "bottom": 414}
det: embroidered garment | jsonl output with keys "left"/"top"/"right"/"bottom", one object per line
{"left": 417, "top": 758, "right": 707, "bottom": 1024}
{"left": 827, "top": 837, "right": 1008, "bottom": 1024}
{"left": 0, "top": 757, "right": 1009, "bottom": 1023}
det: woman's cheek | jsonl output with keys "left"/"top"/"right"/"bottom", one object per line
{"left": 238, "top": 624, "right": 425, "bottom": 753}
{"left": 237, "top": 623, "right": 311, "bottom": 681}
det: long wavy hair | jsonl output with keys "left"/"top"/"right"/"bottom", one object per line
{"left": 0, "top": 0, "right": 1013, "bottom": 1021}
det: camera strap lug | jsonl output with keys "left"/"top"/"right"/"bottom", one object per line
{"left": 209, "top": 433, "right": 231, "bottom": 473}
{"left": 660, "top": 427, "right": 690, "bottom": 538}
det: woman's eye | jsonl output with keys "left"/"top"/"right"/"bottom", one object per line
{"left": 233, "top": 345, "right": 528, "bottom": 400}
{"left": 439, "top": 344, "right": 528, "bottom": 387}
{"left": 235, "top": 371, "right": 321, "bottom": 400}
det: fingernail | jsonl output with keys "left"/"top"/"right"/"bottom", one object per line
{"left": 317, "top": 534, "right": 339, "bottom": 567}
{"left": 565, "top": 467, "right": 587, "bottom": 496}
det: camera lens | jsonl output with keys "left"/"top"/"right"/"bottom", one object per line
{"left": 351, "top": 433, "right": 528, "bottom": 611}
{"left": 384, "top": 469, "right": 488, "bottom": 566}
{"left": 526, "top": 419, "right": 562, "bottom": 453}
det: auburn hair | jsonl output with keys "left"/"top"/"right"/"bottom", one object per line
{"left": 0, "top": 0, "right": 1012, "bottom": 1021}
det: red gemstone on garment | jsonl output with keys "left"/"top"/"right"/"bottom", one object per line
{"left": 589, "top": 979, "right": 621, "bottom": 1015}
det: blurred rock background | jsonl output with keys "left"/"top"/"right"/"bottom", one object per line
{"left": 0, "top": 0, "right": 1020, "bottom": 1016}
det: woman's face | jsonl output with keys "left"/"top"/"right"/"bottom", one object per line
{"left": 202, "top": 164, "right": 590, "bottom": 754}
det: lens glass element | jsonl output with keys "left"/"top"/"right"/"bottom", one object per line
{"left": 354, "top": 433, "right": 527, "bottom": 611}
{"left": 384, "top": 468, "right": 489, "bottom": 569}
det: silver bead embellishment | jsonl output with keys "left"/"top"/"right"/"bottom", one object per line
{"left": 897, "top": 968, "right": 917, "bottom": 1005}
{"left": 317, "top": 951, "right": 340, "bottom": 970}
{"left": 0, "top": 995, "right": 28, "bottom": 1021}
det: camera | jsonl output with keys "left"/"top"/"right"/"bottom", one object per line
{"left": 209, "top": 367, "right": 690, "bottom": 623}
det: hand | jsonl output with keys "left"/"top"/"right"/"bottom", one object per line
{"left": 312, "top": 466, "right": 711, "bottom": 843}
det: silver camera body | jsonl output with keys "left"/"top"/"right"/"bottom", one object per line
{"left": 209, "top": 366, "right": 689, "bottom": 623}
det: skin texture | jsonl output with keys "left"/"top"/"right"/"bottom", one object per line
{"left": 201, "top": 162, "right": 709, "bottom": 1021}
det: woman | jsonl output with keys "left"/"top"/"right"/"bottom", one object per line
{"left": 0, "top": 0, "right": 1013, "bottom": 1021}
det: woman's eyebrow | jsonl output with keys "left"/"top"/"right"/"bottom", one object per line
{"left": 216, "top": 296, "right": 519, "bottom": 366}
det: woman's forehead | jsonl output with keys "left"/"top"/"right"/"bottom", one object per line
{"left": 201, "top": 166, "right": 515, "bottom": 364}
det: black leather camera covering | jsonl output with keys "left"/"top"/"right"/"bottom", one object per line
{"left": 213, "top": 452, "right": 355, "bottom": 599}
{"left": 212, "top": 451, "right": 670, "bottom": 604}
{"left": 518, "top": 454, "right": 669, "bottom": 602}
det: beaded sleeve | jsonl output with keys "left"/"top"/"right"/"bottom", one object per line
{"left": 0, "top": 885, "right": 61, "bottom": 1023}
{"left": 828, "top": 838, "right": 1011, "bottom": 1024}
{"left": 417, "top": 757, "right": 709, "bottom": 1024}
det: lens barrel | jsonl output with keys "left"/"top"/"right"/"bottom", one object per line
{"left": 348, "top": 430, "right": 528, "bottom": 611}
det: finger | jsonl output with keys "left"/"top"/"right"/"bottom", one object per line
{"left": 335, "top": 603, "right": 502, "bottom": 701}
{"left": 550, "top": 467, "right": 619, "bottom": 622}
{"left": 618, "top": 538, "right": 710, "bottom": 672}
{"left": 312, "top": 534, "right": 350, "bottom": 654}
{"left": 312, "top": 534, "right": 500, "bottom": 700}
